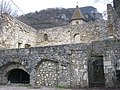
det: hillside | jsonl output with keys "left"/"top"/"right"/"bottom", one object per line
{"left": 17, "top": 6, "right": 103, "bottom": 29}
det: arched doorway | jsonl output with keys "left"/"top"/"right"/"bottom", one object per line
{"left": 7, "top": 69, "right": 30, "bottom": 84}
{"left": 88, "top": 56, "right": 105, "bottom": 87}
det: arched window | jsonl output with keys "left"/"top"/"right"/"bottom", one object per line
{"left": 44, "top": 34, "right": 48, "bottom": 41}
{"left": 76, "top": 21, "right": 79, "bottom": 24}
{"left": 74, "top": 34, "right": 80, "bottom": 43}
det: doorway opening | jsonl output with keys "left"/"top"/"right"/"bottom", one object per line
{"left": 116, "top": 70, "right": 120, "bottom": 87}
{"left": 89, "top": 56, "right": 105, "bottom": 87}
{"left": 7, "top": 69, "right": 30, "bottom": 84}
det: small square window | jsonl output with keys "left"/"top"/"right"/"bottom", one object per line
{"left": 25, "top": 44, "right": 31, "bottom": 48}
{"left": 76, "top": 21, "right": 79, "bottom": 24}
{"left": 18, "top": 42, "right": 22, "bottom": 48}
{"left": 44, "top": 34, "right": 48, "bottom": 41}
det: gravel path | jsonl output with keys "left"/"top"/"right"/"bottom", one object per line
{"left": 0, "top": 85, "right": 119, "bottom": 90}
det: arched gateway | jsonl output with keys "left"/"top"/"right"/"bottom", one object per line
{"left": 7, "top": 69, "right": 30, "bottom": 83}
{"left": 0, "top": 62, "right": 30, "bottom": 84}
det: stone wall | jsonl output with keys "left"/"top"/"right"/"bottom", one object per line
{"left": 107, "top": 4, "right": 120, "bottom": 39}
{"left": 36, "top": 21, "right": 107, "bottom": 46}
{"left": 70, "top": 20, "right": 85, "bottom": 25}
{"left": 36, "top": 60, "right": 58, "bottom": 86}
{"left": 0, "top": 13, "right": 108, "bottom": 49}
{"left": 0, "top": 43, "right": 89, "bottom": 88}
{"left": 36, "top": 25, "right": 71, "bottom": 46}
{"left": 91, "top": 39, "right": 120, "bottom": 87}
{"left": 0, "top": 39, "right": 120, "bottom": 87}
{"left": 0, "top": 13, "right": 37, "bottom": 49}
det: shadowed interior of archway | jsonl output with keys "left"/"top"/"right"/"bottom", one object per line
{"left": 7, "top": 69, "right": 30, "bottom": 84}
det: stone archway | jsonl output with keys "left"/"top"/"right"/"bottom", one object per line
{"left": 7, "top": 69, "right": 30, "bottom": 84}
{"left": 0, "top": 62, "right": 30, "bottom": 84}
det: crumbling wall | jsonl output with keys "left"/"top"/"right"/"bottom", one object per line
{"left": 0, "top": 13, "right": 37, "bottom": 49}
{"left": 107, "top": 4, "right": 120, "bottom": 39}
{"left": 36, "top": 21, "right": 107, "bottom": 47}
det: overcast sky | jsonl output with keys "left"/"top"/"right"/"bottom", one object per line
{"left": 6, "top": 0, "right": 113, "bottom": 15}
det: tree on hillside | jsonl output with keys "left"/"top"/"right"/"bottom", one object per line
{"left": 0, "top": 0, "right": 17, "bottom": 16}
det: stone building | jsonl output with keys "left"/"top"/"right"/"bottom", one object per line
{"left": 0, "top": 4, "right": 120, "bottom": 88}
{"left": 36, "top": 5, "right": 107, "bottom": 47}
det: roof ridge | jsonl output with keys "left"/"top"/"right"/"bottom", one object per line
{"left": 70, "top": 5, "right": 86, "bottom": 21}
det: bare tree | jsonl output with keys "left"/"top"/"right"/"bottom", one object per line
{"left": 0, "top": 0, "right": 18, "bottom": 16}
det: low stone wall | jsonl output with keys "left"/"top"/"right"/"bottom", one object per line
{"left": 0, "top": 43, "right": 89, "bottom": 88}
{"left": 0, "top": 40, "right": 119, "bottom": 88}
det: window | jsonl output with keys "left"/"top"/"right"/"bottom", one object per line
{"left": 25, "top": 44, "right": 31, "bottom": 48}
{"left": 76, "top": 21, "right": 79, "bottom": 24}
{"left": 44, "top": 34, "right": 48, "bottom": 41}
{"left": 74, "top": 34, "right": 80, "bottom": 43}
{"left": 18, "top": 42, "right": 22, "bottom": 48}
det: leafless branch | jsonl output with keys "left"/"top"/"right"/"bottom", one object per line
{"left": 0, "top": 0, "right": 18, "bottom": 16}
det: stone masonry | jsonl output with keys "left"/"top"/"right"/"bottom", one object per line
{"left": 0, "top": 39, "right": 120, "bottom": 88}
{"left": 36, "top": 21, "right": 107, "bottom": 46}
{"left": 0, "top": 4, "right": 120, "bottom": 88}
{"left": 0, "top": 13, "right": 36, "bottom": 49}
{"left": 0, "top": 43, "right": 89, "bottom": 88}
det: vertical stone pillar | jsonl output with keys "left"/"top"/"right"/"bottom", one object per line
{"left": 107, "top": 4, "right": 119, "bottom": 39}
{"left": 70, "top": 49, "right": 89, "bottom": 88}
{"left": 30, "top": 67, "right": 36, "bottom": 86}
{"left": 107, "top": 4, "right": 114, "bottom": 38}
{"left": 104, "top": 50, "right": 116, "bottom": 87}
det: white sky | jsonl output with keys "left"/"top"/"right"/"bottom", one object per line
{"left": 5, "top": 0, "right": 113, "bottom": 15}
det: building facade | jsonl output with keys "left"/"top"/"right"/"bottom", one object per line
{"left": 0, "top": 4, "right": 119, "bottom": 88}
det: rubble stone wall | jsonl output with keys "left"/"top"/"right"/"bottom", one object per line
{"left": 36, "top": 21, "right": 107, "bottom": 46}
{"left": 0, "top": 13, "right": 37, "bottom": 49}
{"left": 0, "top": 43, "right": 89, "bottom": 88}
{"left": 0, "top": 40, "right": 119, "bottom": 88}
